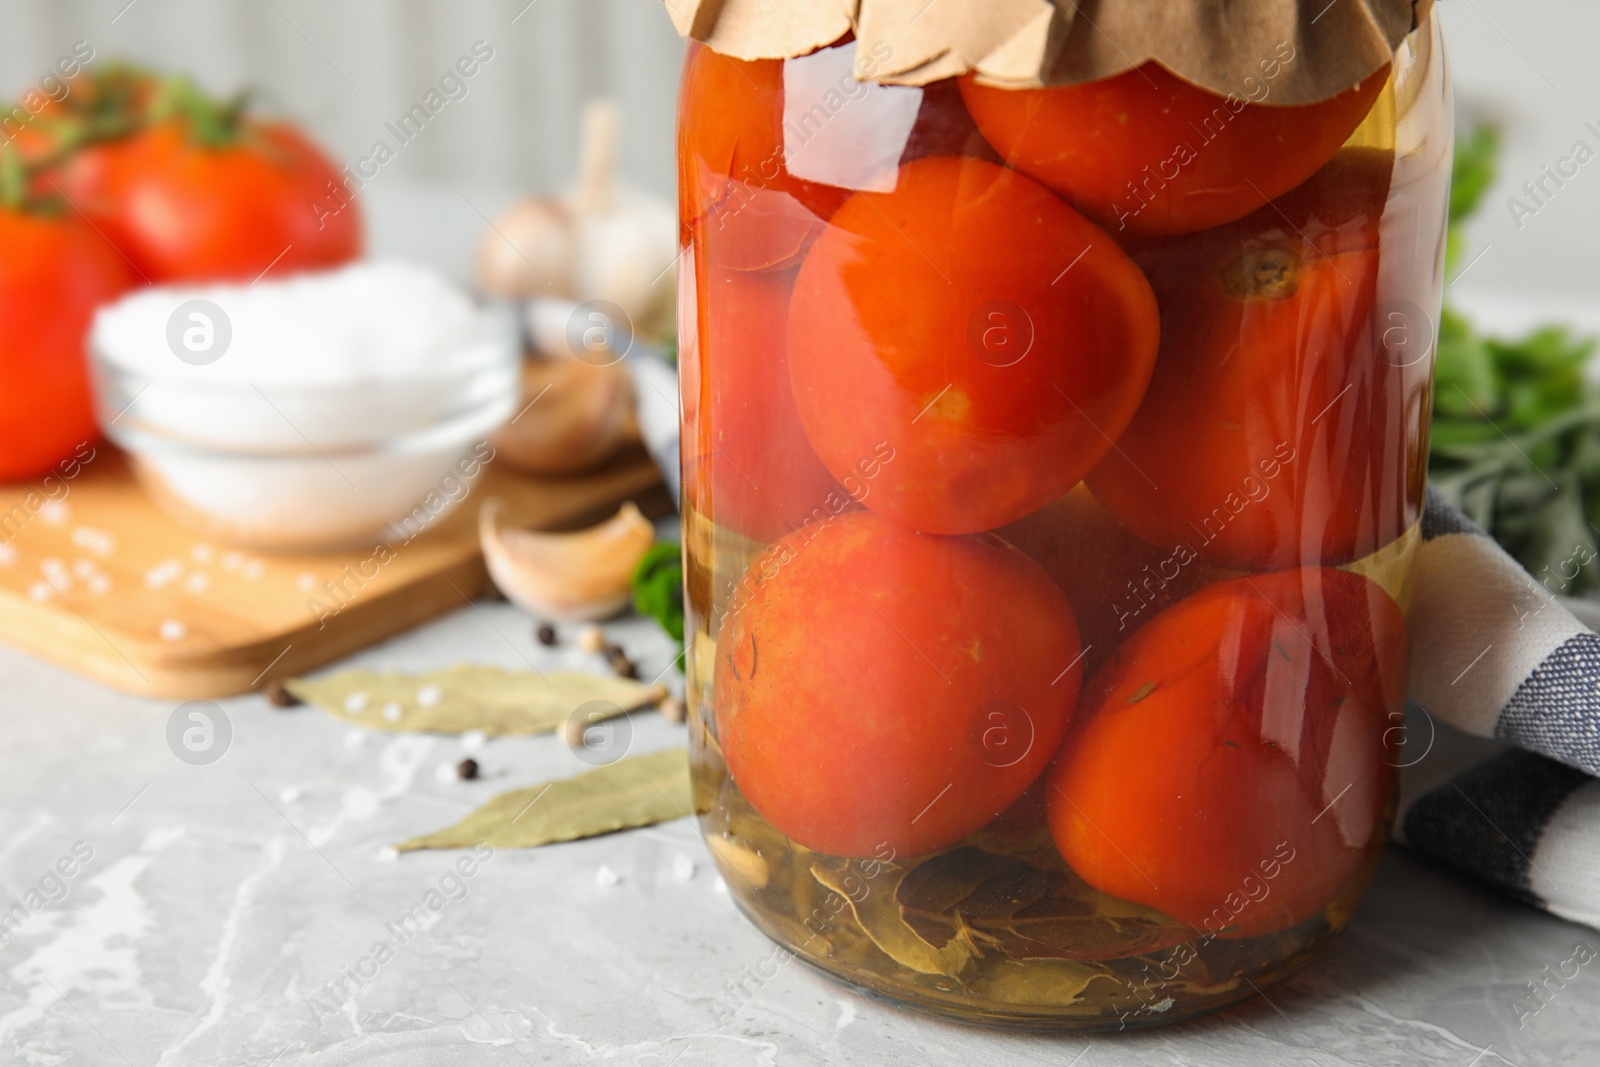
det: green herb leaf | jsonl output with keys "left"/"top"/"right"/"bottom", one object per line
{"left": 1446, "top": 122, "right": 1500, "bottom": 276}
{"left": 1430, "top": 310, "right": 1600, "bottom": 594}
{"left": 285, "top": 665, "right": 664, "bottom": 736}
{"left": 1449, "top": 123, "right": 1500, "bottom": 226}
{"left": 0, "top": 144, "right": 25, "bottom": 212}
{"left": 632, "top": 541, "right": 685, "bottom": 646}
{"left": 396, "top": 747, "right": 692, "bottom": 851}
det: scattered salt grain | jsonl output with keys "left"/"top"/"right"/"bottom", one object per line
{"left": 713, "top": 876, "right": 729, "bottom": 895}
{"left": 71, "top": 558, "right": 95, "bottom": 579}
{"left": 159, "top": 619, "right": 188, "bottom": 641}
{"left": 88, "top": 575, "right": 112, "bottom": 595}
{"left": 70, "top": 527, "right": 116, "bottom": 557}
{"left": 39, "top": 501, "right": 68, "bottom": 525}
{"left": 222, "top": 550, "right": 245, "bottom": 572}
{"left": 416, "top": 685, "right": 442, "bottom": 707}
{"left": 344, "top": 730, "right": 367, "bottom": 750}
{"left": 279, "top": 786, "right": 305, "bottom": 804}
{"left": 434, "top": 762, "right": 458, "bottom": 785}
{"left": 460, "top": 729, "right": 487, "bottom": 753}
{"left": 596, "top": 865, "right": 621, "bottom": 889}
{"left": 381, "top": 703, "right": 404, "bottom": 723}
{"left": 0, "top": 542, "right": 15, "bottom": 565}
{"left": 27, "top": 582, "right": 51, "bottom": 602}
{"left": 146, "top": 560, "right": 183, "bottom": 589}
{"left": 191, "top": 542, "right": 215, "bottom": 564}
{"left": 243, "top": 559, "right": 265, "bottom": 580}
{"left": 185, "top": 572, "right": 210, "bottom": 593}
{"left": 40, "top": 558, "right": 70, "bottom": 586}
{"left": 344, "top": 692, "right": 369, "bottom": 714}
{"left": 671, "top": 855, "right": 696, "bottom": 882}
{"left": 296, "top": 572, "right": 317, "bottom": 592}
{"left": 376, "top": 846, "right": 399, "bottom": 863}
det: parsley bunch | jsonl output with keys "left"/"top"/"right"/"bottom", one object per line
{"left": 1430, "top": 124, "right": 1600, "bottom": 594}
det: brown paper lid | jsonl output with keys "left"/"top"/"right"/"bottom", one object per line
{"left": 665, "top": 0, "right": 1434, "bottom": 104}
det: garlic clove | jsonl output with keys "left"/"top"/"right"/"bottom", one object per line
{"left": 480, "top": 499, "right": 655, "bottom": 622}
{"left": 491, "top": 355, "right": 636, "bottom": 475}
{"left": 477, "top": 196, "right": 576, "bottom": 300}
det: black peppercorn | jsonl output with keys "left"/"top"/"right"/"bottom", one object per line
{"left": 265, "top": 680, "right": 300, "bottom": 708}
{"left": 536, "top": 623, "right": 558, "bottom": 647}
{"left": 457, "top": 758, "right": 480, "bottom": 780}
{"left": 608, "top": 650, "right": 640, "bottom": 680}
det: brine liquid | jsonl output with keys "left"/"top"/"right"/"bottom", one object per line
{"left": 685, "top": 500, "right": 1397, "bottom": 1029}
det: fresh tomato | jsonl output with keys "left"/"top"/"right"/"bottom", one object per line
{"left": 1086, "top": 148, "right": 1422, "bottom": 572}
{"left": 959, "top": 62, "right": 1388, "bottom": 236}
{"left": 78, "top": 118, "right": 359, "bottom": 283}
{"left": 9, "top": 65, "right": 158, "bottom": 173}
{"left": 682, "top": 261, "right": 844, "bottom": 543}
{"left": 786, "top": 155, "right": 1160, "bottom": 535}
{"left": 0, "top": 206, "right": 136, "bottom": 481}
{"left": 998, "top": 486, "right": 1235, "bottom": 678}
{"left": 1047, "top": 567, "right": 1404, "bottom": 938}
{"left": 714, "top": 509, "right": 1083, "bottom": 858}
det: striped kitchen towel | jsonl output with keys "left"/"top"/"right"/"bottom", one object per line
{"left": 1398, "top": 485, "right": 1600, "bottom": 929}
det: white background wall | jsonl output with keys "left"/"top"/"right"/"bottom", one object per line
{"left": 1, "top": 0, "right": 1596, "bottom": 314}
{"left": 0, "top": 0, "right": 685, "bottom": 198}
{"left": 1440, "top": 0, "right": 1600, "bottom": 331}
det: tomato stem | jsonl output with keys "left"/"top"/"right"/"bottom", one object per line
{"left": 151, "top": 76, "right": 251, "bottom": 148}
{"left": 18, "top": 113, "right": 142, "bottom": 182}
{"left": 0, "top": 144, "right": 24, "bottom": 211}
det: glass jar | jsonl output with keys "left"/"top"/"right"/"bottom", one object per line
{"left": 677, "top": 12, "right": 1449, "bottom": 1029}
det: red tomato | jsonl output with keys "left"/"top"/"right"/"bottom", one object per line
{"left": 682, "top": 262, "right": 844, "bottom": 543}
{"left": 0, "top": 208, "right": 135, "bottom": 481}
{"left": 81, "top": 119, "right": 360, "bottom": 283}
{"left": 1086, "top": 149, "right": 1421, "bottom": 571}
{"left": 959, "top": 63, "right": 1388, "bottom": 236}
{"left": 997, "top": 486, "right": 1235, "bottom": 678}
{"left": 786, "top": 155, "right": 1160, "bottom": 535}
{"left": 10, "top": 66, "right": 159, "bottom": 174}
{"left": 678, "top": 42, "right": 852, "bottom": 259}
{"left": 678, "top": 41, "right": 996, "bottom": 273}
{"left": 1047, "top": 567, "right": 1404, "bottom": 938}
{"left": 715, "top": 509, "right": 1083, "bottom": 858}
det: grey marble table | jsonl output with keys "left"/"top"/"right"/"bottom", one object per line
{"left": 0, "top": 591, "right": 1595, "bottom": 1067}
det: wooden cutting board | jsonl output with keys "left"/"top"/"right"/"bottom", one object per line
{"left": 0, "top": 447, "right": 668, "bottom": 700}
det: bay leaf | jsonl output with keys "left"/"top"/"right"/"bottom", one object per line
{"left": 397, "top": 747, "right": 692, "bottom": 851}
{"left": 810, "top": 862, "right": 974, "bottom": 978}
{"left": 892, "top": 847, "right": 1192, "bottom": 962}
{"left": 960, "top": 960, "right": 1122, "bottom": 1012}
{"left": 286, "top": 665, "right": 663, "bottom": 736}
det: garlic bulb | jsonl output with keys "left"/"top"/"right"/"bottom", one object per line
{"left": 480, "top": 499, "right": 655, "bottom": 622}
{"left": 491, "top": 355, "right": 636, "bottom": 475}
{"left": 567, "top": 101, "right": 679, "bottom": 335}
{"left": 476, "top": 197, "right": 575, "bottom": 300}
{"left": 475, "top": 99, "right": 678, "bottom": 335}
{"left": 572, "top": 187, "right": 678, "bottom": 337}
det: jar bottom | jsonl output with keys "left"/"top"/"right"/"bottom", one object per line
{"left": 687, "top": 497, "right": 1397, "bottom": 1030}
{"left": 695, "top": 753, "right": 1392, "bottom": 1031}
{"left": 728, "top": 890, "right": 1349, "bottom": 1031}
